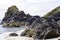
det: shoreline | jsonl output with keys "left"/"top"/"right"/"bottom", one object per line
{"left": 0, "top": 26, "right": 59, "bottom": 40}
{"left": 0, "top": 27, "right": 34, "bottom": 40}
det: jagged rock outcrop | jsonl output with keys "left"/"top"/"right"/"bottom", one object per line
{"left": 21, "top": 17, "right": 60, "bottom": 39}
{"left": 1, "top": 6, "right": 32, "bottom": 27}
{"left": 21, "top": 6, "right": 60, "bottom": 40}
{"left": 1, "top": 5, "right": 41, "bottom": 27}
{"left": 1, "top": 5, "right": 60, "bottom": 40}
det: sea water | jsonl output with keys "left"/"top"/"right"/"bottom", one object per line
{"left": 0, "top": 20, "right": 59, "bottom": 40}
{"left": 0, "top": 20, "right": 26, "bottom": 34}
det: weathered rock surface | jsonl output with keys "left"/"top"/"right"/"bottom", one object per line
{"left": 1, "top": 5, "right": 33, "bottom": 27}
{"left": 9, "top": 33, "right": 18, "bottom": 36}
{"left": 1, "top": 5, "right": 60, "bottom": 40}
{"left": 1, "top": 5, "right": 41, "bottom": 27}
{"left": 21, "top": 6, "right": 60, "bottom": 40}
{"left": 21, "top": 17, "right": 60, "bottom": 39}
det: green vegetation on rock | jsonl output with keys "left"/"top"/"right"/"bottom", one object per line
{"left": 7, "top": 5, "right": 18, "bottom": 12}
{"left": 5, "top": 5, "right": 19, "bottom": 17}
{"left": 2, "top": 5, "right": 60, "bottom": 40}
{"left": 1, "top": 5, "right": 31, "bottom": 27}
{"left": 44, "top": 6, "right": 60, "bottom": 18}
{"left": 21, "top": 29, "right": 37, "bottom": 38}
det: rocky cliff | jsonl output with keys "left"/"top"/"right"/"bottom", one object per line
{"left": 1, "top": 6, "right": 29, "bottom": 27}
{"left": 1, "top": 5, "right": 60, "bottom": 40}
{"left": 1, "top": 5, "right": 40, "bottom": 27}
{"left": 21, "top": 6, "right": 60, "bottom": 40}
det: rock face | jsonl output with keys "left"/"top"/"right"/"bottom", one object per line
{"left": 9, "top": 33, "right": 18, "bottom": 36}
{"left": 21, "top": 6, "right": 60, "bottom": 40}
{"left": 1, "top": 5, "right": 41, "bottom": 27}
{"left": 2, "top": 6, "right": 26, "bottom": 27}
{"left": 1, "top": 5, "right": 60, "bottom": 39}
{"left": 21, "top": 17, "right": 60, "bottom": 39}
{"left": 1, "top": 5, "right": 33, "bottom": 27}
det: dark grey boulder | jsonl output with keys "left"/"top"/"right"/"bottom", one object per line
{"left": 21, "top": 17, "right": 60, "bottom": 40}
{"left": 9, "top": 33, "right": 18, "bottom": 36}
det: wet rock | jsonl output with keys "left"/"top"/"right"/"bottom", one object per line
{"left": 9, "top": 33, "right": 18, "bottom": 36}
{"left": 45, "top": 30, "right": 60, "bottom": 39}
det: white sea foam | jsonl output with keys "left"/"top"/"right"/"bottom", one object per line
{"left": 0, "top": 26, "right": 59, "bottom": 40}
{"left": 0, "top": 26, "right": 34, "bottom": 40}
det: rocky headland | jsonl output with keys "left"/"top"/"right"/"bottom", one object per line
{"left": 21, "top": 6, "right": 60, "bottom": 40}
{"left": 1, "top": 5, "right": 32, "bottom": 27}
{"left": 1, "top": 5, "right": 60, "bottom": 40}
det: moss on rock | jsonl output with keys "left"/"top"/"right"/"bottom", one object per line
{"left": 44, "top": 6, "right": 60, "bottom": 18}
{"left": 21, "top": 29, "right": 37, "bottom": 38}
